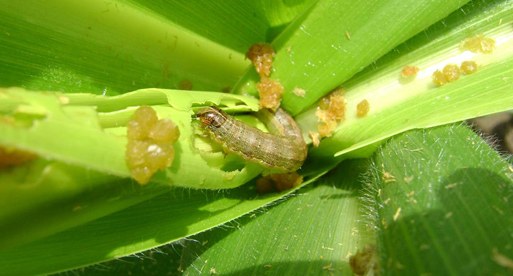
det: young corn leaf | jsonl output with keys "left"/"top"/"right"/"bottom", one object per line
{"left": 66, "top": 159, "right": 371, "bottom": 276}
{"left": 0, "top": 0, "right": 249, "bottom": 93}
{"left": 0, "top": 175, "right": 324, "bottom": 276}
{"left": 364, "top": 124, "right": 513, "bottom": 275}
{"left": 66, "top": 124, "right": 513, "bottom": 275}
{"left": 0, "top": 88, "right": 267, "bottom": 250}
{"left": 301, "top": 0, "right": 513, "bottom": 175}
{"left": 178, "top": 160, "right": 370, "bottom": 276}
{"left": 232, "top": 0, "right": 471, "bottom": 115}
{"left": 0, "top": 160, "right": 164, "bottom": 250}
{"left": 127, "top": 0, "right": 315, "bottom": 51}
{"left": 0, "top": 87, "right": 262, "bottom": 187}
{"left": 0, "top": 0, "right": 512, "bottom": 275}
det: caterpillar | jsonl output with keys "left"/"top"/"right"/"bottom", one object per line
{"left": 197, "top": 107, "right": 307, "bottom": 172}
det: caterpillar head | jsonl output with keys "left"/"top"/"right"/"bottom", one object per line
{"left": 197, "top": 106, "right": 227, "bottom": 128}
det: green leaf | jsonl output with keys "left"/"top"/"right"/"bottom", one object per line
{"left": 0, "top": 0, "right": 250, "bottom": 93}
{"left": 66, "top": 159, "right": 371, "bottom": 276}
{"left": 301, "top": 0, "right": 513, "bottom": 174}
{"left": 0, "top": 159, "right": 172, "bottom": 250}
{"left": 0, "top": 87, "right": 262, "bottom": 188}
{"left": 0, "top": 87, "right": 267, "bottom": 250}
{"left": 363, "top": 124, "right": 513, "bottom": 275}
{"left": 126, "top": 0, "right": 315, "bottom": 51}
{"left": 1, "top": 0, "right": 512, "bottom": 275}
{"left": 232, "top": 0, "right": 471, "bottom": 115}
{"left": 59, "top": 124, "right": 513, "bottom": 276}
{"left": 0, "top": 0, "right": 313, "bottom": 94}
{"left": 0, "top": 175, "right": 323, "bottom": 276}
{"left": 180, "top": 160, "right": 368, "bottom": 275}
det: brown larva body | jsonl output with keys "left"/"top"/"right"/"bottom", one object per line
{"left": 197, "top": 107, "right": 307, "bottom": 172}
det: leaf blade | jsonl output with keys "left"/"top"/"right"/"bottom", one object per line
{"left": 233, "top": 0, "right": 470, "bottom": 115}
{"left": 0, "top": 175, "right": 325, "bottom": 276}
{"left": 364, "top": 124, "right": 513, "bottom": 275}
{"left": 299, "top": 0, "right": 513, "bottom": 174}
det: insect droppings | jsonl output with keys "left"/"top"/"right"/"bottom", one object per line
{"left": 442, "top": 64, "right": 460, "bottom": 82}
{"left": 356, "top": 99, "right": 370, "bottom": 118}
{"left": 432, "top": 64, "right": 461, "bottom": 86}
{"left": 309, "top": 131, "right": 321, "bottom": 147}
{"left": 256, "top": 78, "right": 284, "bottom": 111}
{"left": 256, "top": 172, "right": 303, "bottom": 193}
{"left": 401, "top": 66, "right": 420, "bottom": 78}
{"left": 0, "top": 147, "right": 37, "bottom": 168}
{"left": 460, "top": 60, "right": 477, "bottom": 75}
{"left": 246, "top": 43, "right": 275, "bottom": 78}
{"left": 316, "top": 87, "right": 347, "bottom": 137}
{"left": 246, "top": 42, "right": 284, "bottom": 111}
{"left": 432, "top": 70, "right": 448, "bottom": 86}
{"left": 293, "top": 87, "right": 306, "bottom": 98}
{"left": 126, "top": 106, "right": 180, "bottom": 184}
{"left": 461, "top": 34, "right": 495, "bottom": 53}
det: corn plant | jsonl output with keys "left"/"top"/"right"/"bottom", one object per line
{"left": 0, "top": 0, "right": 512, "bottom": 275}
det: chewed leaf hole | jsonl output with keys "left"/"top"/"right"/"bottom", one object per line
{"left": 220, "top": 158, "right": 246, "bottom": 172}
{"left": 192, "top": 131, "right": 246, "bottom": 172}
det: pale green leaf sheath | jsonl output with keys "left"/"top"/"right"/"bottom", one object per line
{"left": 298, "top": 0, "right": 513, "bottom": 175}
{"left": 0, "top": 87, "right": 265, "bottom": 189}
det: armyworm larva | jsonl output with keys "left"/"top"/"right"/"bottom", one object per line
{"left": 197, "top": 107, "right": 307, "bottom": 172}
